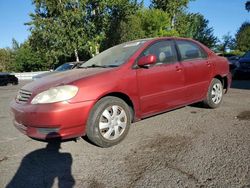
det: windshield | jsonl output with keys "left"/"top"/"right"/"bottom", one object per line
{"left": 55, "top": 63, "right": 74, "bottom": 71}
{"left": 80, "top": 40, "right": 147, "bottom": 68}
{"left": 243, "top": 51, "right": 250, "bottom": 58}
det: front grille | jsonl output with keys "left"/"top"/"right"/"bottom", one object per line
{"left": 16, "top": 89, "right": 32, "bottom": 104}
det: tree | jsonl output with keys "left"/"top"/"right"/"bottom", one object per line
{"left": 150, "top": 0, "right": 194, "bottom": 28}
{"left": 246, "top": 1, "right": 250, "bottom": 12}
{"left": 27, "top": 0, "right": 142, "bottom": 68}
{"left": 0, "top": 39, "right": 21, "bottom": 72}
{"left": 118, "top": 9, "right": 178, "bottom": 43}
{"left": 235, "top": 22, "right": 250, "bottom": 52}
{"left": 118, "top": 14, "right": 145, "bottom": 43}
{"left": 11, "top": 41, "right": 47, "bottom": 72}
{"left": 0, "top": 39, "right": 46, "bottom": 72}
{"left": 216, "top": 33, "right": 235, "bottom": 53}
{"left": 28, "top": 0, "right": 91, "bottom": 65}
{"left": 101, "top": 0, "right": 143, "bottom": 49}
{"left": 175, "top": 13, "right": 217, "bottom": 48}
{"left": 0, "top": 49, "right": 13, "bottom": 72}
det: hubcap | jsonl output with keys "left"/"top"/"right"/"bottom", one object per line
{"left": 211, "top": 83, "right": 222, "bottom": 104}
{"left": 99, "top": 105, "right": 127, "bottom": 140}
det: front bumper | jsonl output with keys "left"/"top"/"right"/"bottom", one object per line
{"left": 10, "top": 100, "right": 95, "bottom": 140}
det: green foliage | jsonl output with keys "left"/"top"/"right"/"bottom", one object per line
{"left": 150, "top": 0, "right": 191, "bottom": 16}
{"left": 118, "top": 9, "right": 178, "bottom": 43}
{"left": 0, "top": 49, "right": 13, "bottom": 72}
{"left": 149, "top": 1, "right": 217, "bottom": 48}
{"left": 175, "top": 13, "right": 217, "bottom": 48}
{"left": 6, "top": 0, "right": 218, "bottom": 72}
{"left": 224, "top": 50, "right": 244, "bottom": 57}
{"left": 28, "top": 0, "right": 142, "bottom": 67}
{"left": 28, "top": 0, "right": 90, "bottom": 66}
{"left": 11, "top": 41, "right": 47, "bottom": 72}
{"left": 236, "top": 22, "right": 250, "bottom": 52}
{"left": 119, "top": 14, "right": 145, "bottom": 43}
{"left": 150, "top": 0, "right": 193, "bottom": 27}
{"left": 139, "top": 9, "right": 178, "bottom": 37}
{"left": 0, "top": 39, "right": 46, "bottom": 72}
{"left": 101, "top": 0, "right": 143, "bottom": 49}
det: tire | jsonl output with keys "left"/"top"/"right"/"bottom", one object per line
{"left": 86, "top": 96, "right": 132, "bottom": 147}
{"left": 203, "top": 78, "right": 224, "bottom": 108}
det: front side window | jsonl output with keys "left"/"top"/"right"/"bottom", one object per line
{"left": 140, "top": 40, "right": 178, "bottom": 64}
{"left": 176, "top": 40, "right": 207, "bottom": 61}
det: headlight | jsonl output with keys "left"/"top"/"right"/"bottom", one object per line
{"left": 31, "top": 85, "right": 78, "bottom": 104}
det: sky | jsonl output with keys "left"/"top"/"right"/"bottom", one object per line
{"left": 0, "top": 0, "right": 249, "bottom": 48}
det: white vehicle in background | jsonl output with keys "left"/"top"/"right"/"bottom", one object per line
{"left": 32, "top": 61, "right": 84, "bottom": 80}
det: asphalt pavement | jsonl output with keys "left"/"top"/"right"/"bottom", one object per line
{"left": 0, "top": 80, "right": 250, "bottom": 188}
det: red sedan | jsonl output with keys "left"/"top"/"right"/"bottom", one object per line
{"left": 10, "top": 37, "right": 231, "bottom": 147}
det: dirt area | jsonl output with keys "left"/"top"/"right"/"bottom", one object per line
{"left": 0, "top": 80, "right": 249, "bottom": 188}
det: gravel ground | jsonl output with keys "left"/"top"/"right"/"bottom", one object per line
{"left": 0, "top": 80, "right": 249, "bottom": 188}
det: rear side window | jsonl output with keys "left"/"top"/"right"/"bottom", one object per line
{"left": 176, "top": 40, "right": 207, "bottom": 61}
{"left": 141, "top": 40, "right": 178, "bottom": 64}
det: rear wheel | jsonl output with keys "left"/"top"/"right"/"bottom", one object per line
{"left": 86, "top": 96, "right": 131, "bottom": 147}
{"left": 203, "top": 78, "right": 223, "bottom": 108}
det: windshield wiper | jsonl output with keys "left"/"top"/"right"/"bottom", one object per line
{"left": 79, "top": 64, "right": 119, "bottom": 69}
{"left": 87, "top": 64, "right": 107, "bottom": 68}
{"left": 78, "top": 64, "right": 105, "bottom": 69}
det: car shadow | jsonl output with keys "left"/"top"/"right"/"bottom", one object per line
{"left": 231, "top": 80, "right": 250, "bottom": 90}
{"left": 6, "top": 138, "right": 75, "bottom": 188}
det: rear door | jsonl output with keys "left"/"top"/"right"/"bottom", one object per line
{"left": 136, "top": 40, "right": 186, "bottom": 117}
{"left": 175, "top": 40, "right": 212, "bottom": 102}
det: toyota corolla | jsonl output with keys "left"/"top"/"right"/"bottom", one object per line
{"left": 10, "top": 37, "right": 231, "bottom": 147}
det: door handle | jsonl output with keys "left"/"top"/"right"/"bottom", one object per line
{"left": 206, "top": 61, "right": 211, "bottom": 67}
{"left": 175, "top": 66, "right": 182, "bottom": 72}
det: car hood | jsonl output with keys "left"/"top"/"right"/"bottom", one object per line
{"left": 22, "top": 68, "right": 112, "bottom": 93}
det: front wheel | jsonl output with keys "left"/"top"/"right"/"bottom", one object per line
{"left": 86, "top": 96, "right": 131, "bottom": 147}
{"left": 203, "top": 78, "right": 223, "bottom": 108}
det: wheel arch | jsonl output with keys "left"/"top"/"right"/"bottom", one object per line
{"left": 98, "top": 92, "right": 135, "bottom": 122}
{"left": 214, "top": 75, "right": 228, "bottom": 90}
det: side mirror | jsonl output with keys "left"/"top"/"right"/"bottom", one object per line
{"left": 138, "top": 54, "right": 157, "bottom": 67}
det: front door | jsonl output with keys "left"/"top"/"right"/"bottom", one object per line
{"left": 136, "top": 40, "right": 186, "bottom": 117}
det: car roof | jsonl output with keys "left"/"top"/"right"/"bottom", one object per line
{"left": 122, "top": 37, "right": 200, "bottom": 48}
{"left": 139, "top": 37, "right": 196, "bottom": 42}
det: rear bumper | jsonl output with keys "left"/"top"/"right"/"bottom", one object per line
{"left": 10, "top": 100, "right": 95, "bottom": 140}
